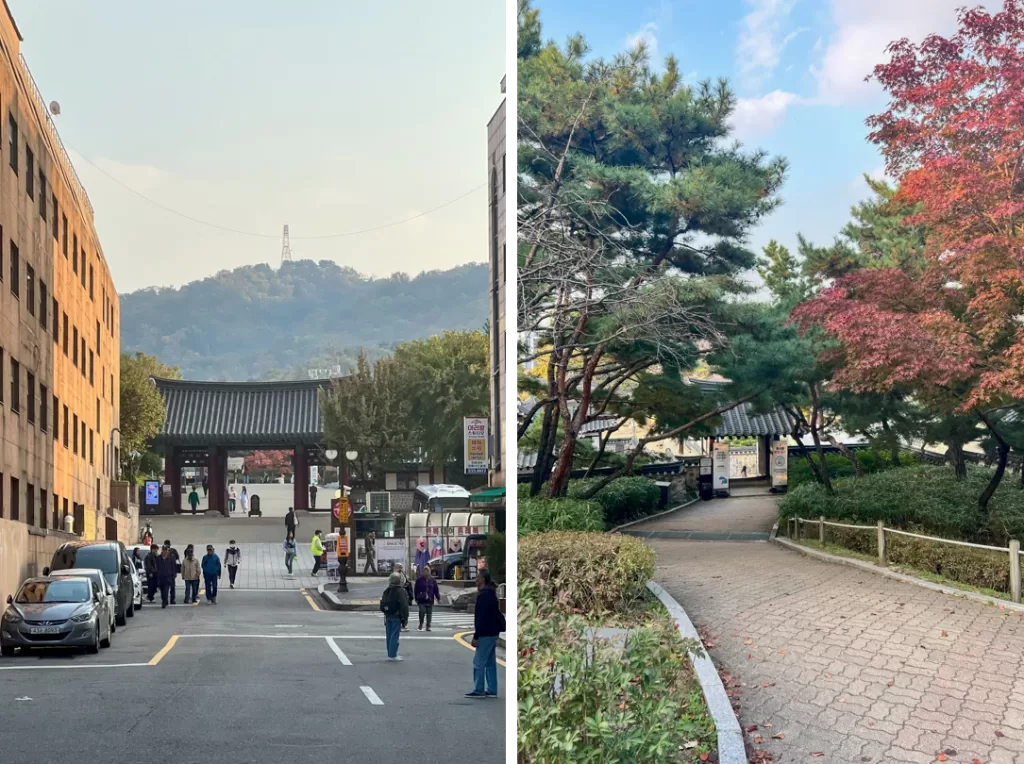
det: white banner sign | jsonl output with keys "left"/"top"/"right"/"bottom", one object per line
{"left": 712, "top": 441, "right": 730, "bottom": 494}
{"left": 227, "top": 457, "right": 244, "bottom": 471}
{"left": 771, "top": 440, "right": 788, "bottom": 488}
{"left": 464, "top": 417, "right": 489, "bottom": 475}
{"left": 376, "top": 539, "right": 407, "bottom": 563}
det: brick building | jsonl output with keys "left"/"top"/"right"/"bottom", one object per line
{"left": 0, "top": 3, "right": 123, "bottom": 601}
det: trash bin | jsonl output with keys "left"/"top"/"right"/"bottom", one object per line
{"left": 249, "top": 495, "right": 262, "bottom": 517}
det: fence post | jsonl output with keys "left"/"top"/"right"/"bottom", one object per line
{"left": 795, "top": 517, "right": 801, "bottom": 541}
{"left": 1010, "top": 539, "right": 1022, "bottom": 605}
{"left": 819, "top": 515, "right": 826, "bottom": 544}
{"left": 877, "top": 521, "right": 886, "bottom": 566}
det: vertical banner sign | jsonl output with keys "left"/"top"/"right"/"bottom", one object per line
{"left": 771, "top": 440, "right": 788, "bottom": 488}
{"left": 464, "top": 417, "right": 489, "bottom": 475}
{"left": 712, "top": 441, "right": 730, "bottom": 495}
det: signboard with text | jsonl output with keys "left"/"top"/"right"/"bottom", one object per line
{"left": 712, "top": 441, "right": 730, "bottom": 495}
{"left": 771, "top": 440, "right": 788, "bottom": 488}
{"left": 332, "top": 497, "right": 350, "bottom": 524}
{"left": 464, "top": 417, "right": 489, "bottom": 475}
{"left": 144, "top": 481, "right": 160, "bottom": 506}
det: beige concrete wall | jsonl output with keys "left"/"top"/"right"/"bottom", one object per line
{"left": 487, "top": 93, "right": 506, "bottom": 489}
{"left": 0, "top": 518, "right": 76, "bottom": 603}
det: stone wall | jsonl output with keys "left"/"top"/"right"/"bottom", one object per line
{"left": 0, "top": 519, "right": 77, "bottom": 603}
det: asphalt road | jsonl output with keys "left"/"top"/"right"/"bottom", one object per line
{"left": 0, "top": 589, "right": 505, "bottom": 763}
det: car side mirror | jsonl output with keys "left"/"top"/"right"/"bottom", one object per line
{"left": 121, "top": 564, "right": 130, "bottom": 575}
{"left": 6, "top": 595, "right": 12, "bottom": 605}
{"left": 42, "top": 567, "right": 50, "bottom": 576}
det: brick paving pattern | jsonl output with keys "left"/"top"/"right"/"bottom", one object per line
{"left": 651, "top": 537, "right": 1024, "bottom": 762}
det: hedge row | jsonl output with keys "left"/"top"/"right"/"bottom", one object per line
{"left": 787, "top": 448, "right": 915, "bottom": 488}
{"left": 518, "top": 477, "right": 662, "bottom": 535}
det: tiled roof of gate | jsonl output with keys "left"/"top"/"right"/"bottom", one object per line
{"left": 688, "top": 378, "right": 795, "bottom": 437}
{"left": 152, "top": 378, "right": 332, "bottom": 446}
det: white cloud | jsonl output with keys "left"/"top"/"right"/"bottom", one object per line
{"left": 626, "top": 22, "right": 659, "bottom": 59}
{"left": 846, "top": 165, "right": 889, "bottom": 196}
{"left": 811, "top": 0, "right": 1002, "bottom": 104}
{"left": 730, "top": 90, "right": 801, "bottom": 140}
{"left": 736, "top": 0, "right": 803, "bottom": 88}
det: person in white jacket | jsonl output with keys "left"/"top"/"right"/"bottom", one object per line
{"left": 224, "top": 541, "right": 242, "bottom": 588}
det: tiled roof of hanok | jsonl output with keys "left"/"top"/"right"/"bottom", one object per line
{"left": 151, "top": 377, "right": 332, "bottom": 447}
{"left": 687, "top": 378, "right": 795, "bottom": 438}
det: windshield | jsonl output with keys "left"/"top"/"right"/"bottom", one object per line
{"left": 52, "top": 546, "right": 119, "bottom": 575}
{"left": 16, "top": 580, "right": 91, "bottom": 604}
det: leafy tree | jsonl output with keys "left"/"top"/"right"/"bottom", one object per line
{"left": 393, "top": 330, "right": 490, "bottom": 474}
{"left": 319, "top": 351, "right": 411, "bottom": 483}
{"left": 757, "top": 240, "right": 803, "bottom": 302}
{"left": 120, "top": 352, "right": 180, "bottom": 484}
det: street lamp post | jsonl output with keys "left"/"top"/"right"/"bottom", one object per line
{"left": 345, "top": 450, "right": 358, "bottom": 580}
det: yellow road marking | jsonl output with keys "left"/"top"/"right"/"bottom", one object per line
{"left": 300, "top": 588, "right": 321, "bottom": 611}
{"left": 149, "top": 634, "right": 179, "bottom": 665}
{"left": 453, "top": 631, "right": 506, "bottom": 667}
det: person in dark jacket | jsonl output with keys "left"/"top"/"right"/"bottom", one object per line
{"left": 380, "top": 573, "right": 410, "bottom": 661}
{"left": 285, "top": 507, "right": 297, "bottom": 537}
{"left": 466, "top": 571, "right": 504, "bottom": 698}
{"left": 414, "top": 566, "right": 441, "bottom": 631}
{"left": 143, "top": 544, "right": 160, "bottom": 602}
{"left": 156, "top": 546, "right": 178, "bottom": 609}
{"left": 201, "top": 545, "right": 222, "bottom": 604}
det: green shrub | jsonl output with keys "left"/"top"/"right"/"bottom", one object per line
{"left": 517, "top": 578, "right": 714, "bottom": 763}
{"left": 519, "top": 531, "right": 655, "bottom": 615}
{"left": 568, "top": 477, "right": 661, "bottom": 527}
{"left": 483, "top": 532, "right": 506, "bottom": 583}
{"left": 787, "top": 449, "right": 915, "bottom": 488}
{"left": 519, "top": 498, "right": 605, "bottom": 536}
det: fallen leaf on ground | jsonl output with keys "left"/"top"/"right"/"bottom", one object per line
{"left": 941, "top": 631, "right": 948, "bottom": 637}
{"left": 772, "top": 733, "right": 785, "bottom": 740}
{"left": 996, "top": 730, "right": 1005, "bottom": 738}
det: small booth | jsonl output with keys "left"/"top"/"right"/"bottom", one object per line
{"left": 406, "top": 508, "right": 492, "bottom": 581}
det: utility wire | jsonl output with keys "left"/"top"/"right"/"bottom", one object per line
{"left": 70, "top": 149, "right": 485, "bottom": 240}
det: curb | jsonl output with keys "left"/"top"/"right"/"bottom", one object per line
{"left": 607, "top": 497, "right": 700, "bottom": 534}
{"left": 316, "top": 584, "right": 380, "bottom": 611}
{"left": 646, "top": 580, "right": 747, "bottom": 764}
{"left": 771, "top": 536, "right": 1024, "bottom": 614}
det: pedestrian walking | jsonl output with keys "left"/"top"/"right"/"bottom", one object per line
{"left": 130, "top": 547, "right": 144, "bottom": 571}
{"left": 465, "top": 571, "right": 504, "bottom": 699}
{"left": 141, "top": 520, "right": 154, "bottom": 546}
{"left": 363, "top": 530, "right": 377, "bottom": 574}
{"left": 228, "top": 485, "right": 237, "bottom": 513}
{"left": 308, "top": 483, "right": 317, "bottom": 510}
{"left": 224, "top": 541, "right": 241, "bottom": 588}
{"left": 201, "top": 545, "right": 222, "bottom": 604}
{"left": 380, "top": 572, "right": 410, "bottom": 661}
{"left": 283, "top": 531, "right": 297, "bottom": 574}
{"left": 202, "top": 475, "right": 209, "bottom": 497}
{"left": 311, "top": 530, "right": 325, "bottom": 576}
{"left": 239, "top": 487, "right": 249, "bottom": 515}
{"left": 187, "top": 487, "right": 201, "bottom": 514}
{"left": 394, "top": 563, "right": 413, "bottom": 631}
{"left": 163, "top": 539, "right": 181, "bottom": 604}
{"left": 156, "top": 545, "right": 177, "bottom": 608}
{"left": 182, "top": 548, "right": 201, "bottom": 604}
{"left": 144, "top": 543, "right": 160, "bottom": 602}
{"left": 415, "top": 566, "right": 440, "bottom": 631}
{"left": 285, "top": 507, "right": 297, "bottom": 537}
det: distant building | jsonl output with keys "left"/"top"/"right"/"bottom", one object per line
{"left": 0, "top": 5, "right": 123, "bottom": 601}
{"left": 487, "top": 76, "right": 506, "bottom": 489}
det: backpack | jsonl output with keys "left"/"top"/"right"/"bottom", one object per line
{"left": 379, "top": 587, "right": 396, "bottom": 616}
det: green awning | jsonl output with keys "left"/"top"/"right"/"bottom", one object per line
{"left": 470, "top": 487, "right": 506, "bottom": 502}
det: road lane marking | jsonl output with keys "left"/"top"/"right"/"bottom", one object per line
{"left": 299, "top": 588, "right": 321, "bottom": 611}
{"left": 274, "top": 624, "right": 302, "bottom": 628}
{"left": 0, "top": 662, "right": 150, "bottom": 671}
{"left": 360, "top": 686, "right": 384, "bottom": 705}
{"left": 453, "top": 631, "right": 506, "bottom": 667}
{"left": 325, "top": 637, "right": 352, "bottom": 665}
{"left": 149, "top": 634, "right": 179, "bottom": 665}
{"left": 176, "top": 634, "right": 452, "bottom": 640}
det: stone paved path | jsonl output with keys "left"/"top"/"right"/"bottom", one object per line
{"left": 641, "top": 492, "right": 1024, "bottom": 763}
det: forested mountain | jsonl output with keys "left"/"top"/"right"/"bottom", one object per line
{"left": 119, "top": 260, "right": 488, "bottom": 380}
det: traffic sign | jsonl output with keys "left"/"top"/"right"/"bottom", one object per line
{"left": 332, "top": 497, "right": 350, "bottom": 523}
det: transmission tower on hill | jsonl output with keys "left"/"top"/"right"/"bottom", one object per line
{"left": 280, "top": 224, "right": 293, "bottom": 265}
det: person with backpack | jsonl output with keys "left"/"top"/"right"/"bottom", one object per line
{"left": 224, "top": 541, "right": 241, "bottom": 588}
{"left": 380, "top": 572, "right": 410, "bottom": 661}
{"left": 394, "top": 563, "right": 414, "bottom": 631}
{"left": 465, "top": 571, "right": 505, "bottom": 699}
{"left": 414, "top": 566, "right": 440, "bottom": 631}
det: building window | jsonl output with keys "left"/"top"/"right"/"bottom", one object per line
{"left": 25, "top": 263, "right": 34, "bottom": 316}
{"left": 80, "top": 251, "right": 86, "bottom": 288}
{"left": 72, "top": 234, "right": 77, "bottom": 273}
{"left": 10, "top": 241, "right": 18, "bottom": 298}
{"left": 26, "top": 371, "right": 34, "bottom": 424}
{"left": 40, "top": 488, "right": 47, "bottom": 530}
{"left": 52, "top": 394, "right": 58, "bottom": 441}
{"left": 0, "top": 225, "right": 3, "bottom": 279}
{"left": 96, "top": 320, "right": 101, "bottom": 356}
{"left": 26, "top": 483, "right": 34, "bottom": 525}
{"left": 38, "top": 171, "right": 45, "bottom": 219}
{"left": 40, "top": 384, "right": 47, "bottom": 432}
{"left": 52, "top": 493, "right": 58, "bottom": 529}
{"left": 10, "top": 477, "right": 18, "bottom": 521}
{"left": 89, "top": 350, "right": 94, "bottom": 386}
{"left": 81, "top": 420, "right": 86, "bottom": 459}
{"left": 63, "top": 404, "right": 69, "bottom": 448}
{"left": 89, "top": 264, "right": 94, "bottom": 300}
{"left": 81, "top": 338, "right": 86, "bottom": 378}
{"left": 0, "top": 347, "right": 4, "bottom": 406}
{"left": 89, "top": 430, "right": 94, "bottom": 465}
{"left": 395, "top": 471, "right": 420, "bottom": 490}
{"left": 96, "top": 398, "right": 100, "bottom": 429}
{"left": 25, "top": 146, "right": 33, "bottom": 198}
{"left": 72, "top": 326, "right": 78, "bottom": 367}
{"left": 62, "top": 214, "right": 68, "bottom": 257}
{"left": 39, "top": 280, "right": 47, "bottom": 329}
{"left": 52, "top": 298, "right": 58, "bottom": 342}
{"left": 9, "top": 357, "right": 18, "bottom": 413}
{"left": 8, "top": 113, "right": 16, "bottom": 174}
{"left": 73, "top": 413, "right": 78, "bottom": 454}
{"left": 52, "top": 194, "right": 58, "bottom": 240}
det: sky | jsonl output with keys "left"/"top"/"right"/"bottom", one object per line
{"left": 10, "top": 1, "right": 505, "bottom": 293}
{"left": 534, "top": 0, "right": 1000, "bottom": 268}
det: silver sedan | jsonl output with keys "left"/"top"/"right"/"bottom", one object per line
{"left": 0, "top": 577, "right": 112, "bottom": 656}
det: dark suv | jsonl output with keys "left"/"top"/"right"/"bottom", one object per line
{"left": 44, "top": 541, "right": 135, "bottom": 625}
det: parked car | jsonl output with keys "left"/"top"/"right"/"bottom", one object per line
{"left": 126, "top": 561, "right": 143, "bottom": 611}
{"left": 428, "top": 534, "right": 489, "bottom": 579}
{"left": 45, "top": 541, "right": 135, "bottom": 625}
{"left": 49, "top": 569, "right": 117, "bottom": 635}
{"left": 0, "top": 576, "right": 112, "bottom": 655}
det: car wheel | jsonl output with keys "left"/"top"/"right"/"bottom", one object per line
{"left": 87, "top": 623, "right": 100, "bottom": 654}
{"left": 100, "top": 630, "right": 111, "bottom": 648}
{"left": 127, "top": 602, "right": 135, "bottom": 618}
{"left": 110, "top": 616, "right": 116, "bottom": 634}
{"left": 0, "top": 644, "right": 14, "bottom": 657}
{"left": 115, "top": 608, "right": 127, "bottom": 627}
{"left": 136, "top": 596, "right": 143, "bottom": 611}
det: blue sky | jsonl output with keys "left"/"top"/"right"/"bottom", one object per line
{"left": 534, "top": 0, "right": 998, "bottom": 264}
{"left": 10, "top": 1, "right": 504, "bottom": 291}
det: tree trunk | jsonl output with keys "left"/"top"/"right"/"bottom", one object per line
{"left": 530, "top": 401, "right": 559, "bottom": 497}
{"left": 947, "top": 439, "right": 967, "bottom": 480}
{"left": 808, "top": 385, "right": 834, "bottom": 495}
{"left": 825, "top": 435, "right": 863, "bottom": 477}
{"left": 979, "top": 441, "right": 1009, "bottom": 512}
{"left": 880, "top": 418, "right": 901, "bottom": 467}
